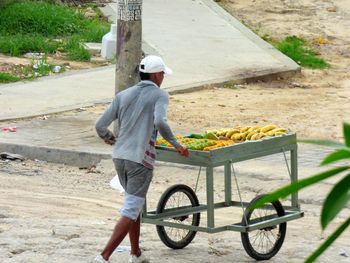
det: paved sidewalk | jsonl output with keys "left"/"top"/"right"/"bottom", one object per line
{"left": 0, "top": 108, "right": 334, "bottom": 181}
{"left": 0, "top": 0, "right": 299, "bottom": 121}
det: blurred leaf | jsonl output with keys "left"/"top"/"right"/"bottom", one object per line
{"left": 321, "top": 149, "right": 350, "bottom": 165}
{"left": 344, "top": 122, "right": 350, "bottom": 147}
{"left": 321, "top": 174, "right": 350, "bottom": 229}
{"left": 252, "top": 166, "right": 350, "bottom": 209}
{"left": 305, "top": 217, "right": 350, "bottom": 263}
{"left": 299, "top": 139, "right": 344, "bottom": 148}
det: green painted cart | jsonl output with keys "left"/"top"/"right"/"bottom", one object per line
{"left": 142, "top": 133, "right": 304, "bottom": 260}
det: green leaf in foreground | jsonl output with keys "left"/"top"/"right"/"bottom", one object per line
{"left": 321, "top": 174, "right": 350, "bottom": 229}
{"left": 305, "top": 217, "right": 350, "bottom": 263}
{"left": 252, "top": 166, "right": 350, "bottom": 209}
{"left": 344, "top": 122, "right": 350, "bottom": 147}
{"left": 321, "top": 149, "right": 350, "bottom": 165}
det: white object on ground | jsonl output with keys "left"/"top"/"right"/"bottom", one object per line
{"left": 110, "top": 174, "right": 124, "bottom": 193}
{"left": 53, "top": 65, "right": 61, "bottom": 73}
{"left": 101, "top": 24, "right": 117, "bottom": 60}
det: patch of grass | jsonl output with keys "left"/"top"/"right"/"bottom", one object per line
{"left": 64, "top": 37, "right": 91, "bottom": 61}
{"left": 0, "top": 1, "right": 110, "bottom": 61}
{"left": 0, "top": 34, "right": 59, "bottom": 56}
{"left": 0, "top": 0, "right": 19, "bottom": 9}
{"left": 277, "top": 36, "right": 329, "bottom": 69}
{"left": 81, "top": 20, "right": 110, "bottom": 42}
{"left": 0, "top": 1, "right": 86, "bottom": 36}
{"left": 0, "top": 72, "right": 20, "bottom": 83}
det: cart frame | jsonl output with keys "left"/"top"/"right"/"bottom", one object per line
{"left": 141, "top": 133, "right": 304, "bottom": 234}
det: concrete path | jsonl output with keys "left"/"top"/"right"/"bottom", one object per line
{"left": 0, "top": 108, "right": 333, "bottom": 174}
{"left": 0, "top": 0, "right": 299, "bottom": 121}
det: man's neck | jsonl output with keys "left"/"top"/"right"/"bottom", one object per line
{"left": 141, "top": 80, "right": 159, "bottom": 88}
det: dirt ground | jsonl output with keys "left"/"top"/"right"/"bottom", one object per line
{"left": 1, "top": 0, "right": 350, "bottom": 263}
{"left": 167, "top": 0, "right": 350, "bottom": 141}
{"left": 1, "top": 157, "right": 350, "bottom": 263}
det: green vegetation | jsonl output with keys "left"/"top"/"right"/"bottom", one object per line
{"left": 276, "top": 36, "right": 329, "bottom": 69}
{"left": 19, "top": 56, "right": 65, "bottom": 79}
{"left": 0, "top": 72, "right": 20, "bottom": 83}
{"left": 254, "top": 122, "right": 350, "bottom": 262}
{"left": 0, "top": 1, "right": 86, "bottom": 36}
{"left": 0, "top": 0, "right": 110, "bottom": 60}
{"left": 64, "top": 37, "right": 91, "bottom": 61}
{"left": 0, "top": 34, "right": 59, "bottom": 56}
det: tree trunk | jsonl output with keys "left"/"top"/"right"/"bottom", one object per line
{"left": 115, "top": 0, "right": 142, "bottom": 93}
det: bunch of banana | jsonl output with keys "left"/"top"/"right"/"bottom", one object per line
{"left": 208, "top": 124, "right": 287, "bottom": 142}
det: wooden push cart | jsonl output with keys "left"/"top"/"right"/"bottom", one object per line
{"left": 141, "top": 133, "right": 304, "bottom": 260}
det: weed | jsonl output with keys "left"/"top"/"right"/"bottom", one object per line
{"left": 31, "top": 57, "right": 53, "bottom": 77}
{"left": 0, "top": 72, "right": 20, "bottom": 83}
{"left": 0, "top": 34, "right": 59, "bottom": 56}
{"left": 277, "top": 36, "right": 329, "bottom": 69}
{"left": 64, "top": 36, "right": 91, "bottom": 61}
{"left": 0, "top": 1, "right": 86, "bottom": 36}
{"left": 0, "top": 1, "right": 110, "bottom": 61}
{"left": 81, "top": 20, "right": 110, "bottom": 42}
{"left": 66, "top": 46, "right": 91, "bottom": 61}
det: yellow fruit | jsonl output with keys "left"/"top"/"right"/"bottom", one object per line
{"left": 251, "top": 133, "right": 263, "bottom": 140}
{"left": 240, "top": 126, "right": 252, "bottom": 133}
{"left": 217, "top": 129, "right": 228, "bottom": 136}
{"left": 274, "top": 131, "right": 285, "bottom": 136}
{"left": 232, "top": 133, "right": 243, "bottom": 140}
{"left": 241, "top": 131, "right": 249, "bottom": 140}
{"left": 247, "top": 126, "right": 261, "bottom": 133}
{"left": 266, "top": 130, "right": 275, "bottom": 136}
{"left": 261, "top": 124, "right": 278, "bottom": 133}
{"left": 257, "top": 133, "right": 267, "bottom": 139}
{"left": 273, "top": 128, "right": 287, "bottom": 133}
{"left": 226, "top": 129, "right": 240, "bottom": 138}
{"left": 246, "top": 131, "right": 257, "bottom": 140}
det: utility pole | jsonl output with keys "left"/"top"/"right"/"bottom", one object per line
{"left": 115, "top": 0, "right": 143, "bottom": 93}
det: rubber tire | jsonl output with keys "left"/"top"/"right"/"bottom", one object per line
{"left": 156, "top": 184, "right": 201, "bottom": 249}
{"left": 241, "top": 194, "right": 287, "bottom": 260}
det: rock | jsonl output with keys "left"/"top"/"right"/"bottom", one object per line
{"left": 24, "top": 52, "right": 44, "bottom": 59}
{"left": 327, "top": 7, "right": 337, "bottom": 12}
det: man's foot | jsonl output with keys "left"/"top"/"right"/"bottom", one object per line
{"left": 94, "top": 255, "right": 109, "bottom": 263}
{"left": 129, "top": 252, "right": 150, "bottom": 263}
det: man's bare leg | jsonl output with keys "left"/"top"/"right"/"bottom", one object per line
{"left": 101, "top": 216, "right": 134, "bottom": 261}
{"left": 129, "top": 216, "right": 141, "bottom": 256}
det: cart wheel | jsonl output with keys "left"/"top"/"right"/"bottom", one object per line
{"left": 156, "top": 184, "right": 201, "bottom": 249}
{"left": 240, "top": 194, "right": 287, "bottom": 260}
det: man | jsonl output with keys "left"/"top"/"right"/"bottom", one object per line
{"left": 94, "top": 55, "right": 189, "bottom": 263}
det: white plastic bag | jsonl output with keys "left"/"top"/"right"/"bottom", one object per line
{"left": 110, "top": 174, "right": 124, "bottom": 193}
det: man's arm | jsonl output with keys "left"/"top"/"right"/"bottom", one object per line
{"left": 154, "top": 92, "right": 189, "bottom": 157}
{"left": 95, "top": 97, "right": 119, "bottom": 145}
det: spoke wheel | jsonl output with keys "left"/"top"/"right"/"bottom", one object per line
{"left": 241, "top": 194, "right": 287, "bottom": 260}
{"left": 156, "top": 184, "right": 200, "bottom": 249}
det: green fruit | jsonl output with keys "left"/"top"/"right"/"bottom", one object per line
{"left": 190, "top": 133, "right": 204, "bottom": 139}
{"left": 205, "top": 132, "right": 219, "bottom": 140}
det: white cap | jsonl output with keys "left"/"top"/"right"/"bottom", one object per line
{"left": 139, "top": 55, "right": 173, "bottom": 75}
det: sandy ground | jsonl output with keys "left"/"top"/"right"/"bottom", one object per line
{"left": 1, "top": 0, "right": 350, "bottom": 263}
{"left": 165, "top": 0, "right": 350, "bottom": 141}
{"left": 0, "top": 156, "right": 349, "bottom": 263}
